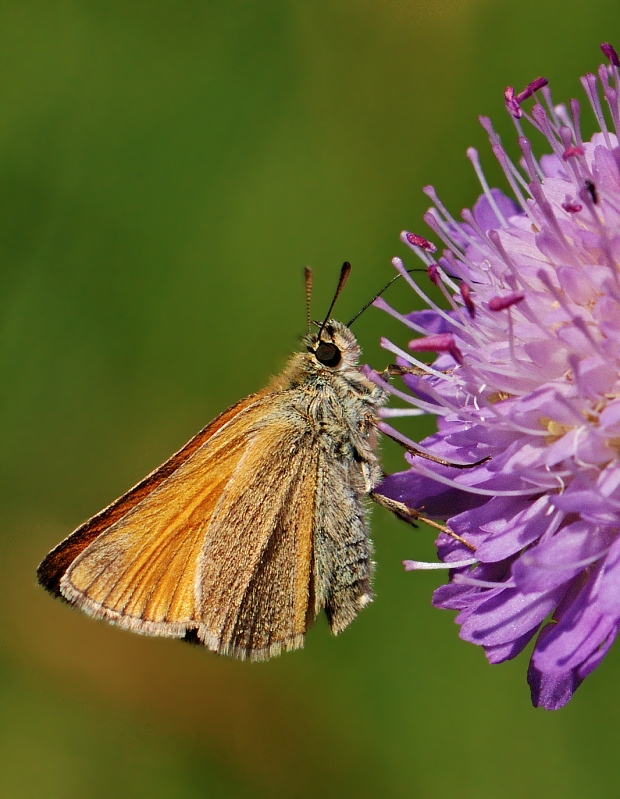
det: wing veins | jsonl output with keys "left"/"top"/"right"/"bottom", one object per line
{"left": 109, "top": 484, "right": 222, "bottom": 617}
{"left": 224, "top": 444, "right": 318, "bottom": 652}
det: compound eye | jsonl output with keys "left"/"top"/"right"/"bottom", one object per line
{"left": 314, "top": 341, "right": 342, "bottom": 367}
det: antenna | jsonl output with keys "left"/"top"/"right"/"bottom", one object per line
{"left": 346, "top": 268, "right": 428, "bottom": 327}
{"left": 317, "top": 261, "right": 351, "bottom": 340}
{"left": 304, "top": 266, "right": 313, "bottom": 333}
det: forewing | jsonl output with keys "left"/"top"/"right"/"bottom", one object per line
{"left": 38, "top": 391, "right": 275, "bottom": 636}
{"left": 195, "top": 414, "right": 318, "bottom": 660}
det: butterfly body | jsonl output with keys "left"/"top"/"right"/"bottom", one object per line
{"left": 38, "top": 318, "right": 386, "bottom": 660}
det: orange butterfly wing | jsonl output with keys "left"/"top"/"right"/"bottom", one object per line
{"left": 38, "top": 389, "right": 319, "bottom": 658}
{"left": 194, "top": 426, "right": 318, "bottom": 658}
{"left": 37, "top": 392, "right": 268, "bottom": 597}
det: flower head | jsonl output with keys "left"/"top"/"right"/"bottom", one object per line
{"left": 375, "top": 44, "right": 620, "bottom": 709}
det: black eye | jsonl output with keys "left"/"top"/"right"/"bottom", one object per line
{"left": 314, "top": 342, "right": 342, "bottom": 367}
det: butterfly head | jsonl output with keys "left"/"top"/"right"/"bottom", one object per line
{"left": 303, "top": 319, "right": 360, "bottom": 372}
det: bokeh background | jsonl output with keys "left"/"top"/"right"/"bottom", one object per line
{"left": 2, "top": 1, "right": 620, "bottom": 797}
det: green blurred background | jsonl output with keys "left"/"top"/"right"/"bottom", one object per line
{"left": 2, "top": 1, "right": 620, "bottom": 797}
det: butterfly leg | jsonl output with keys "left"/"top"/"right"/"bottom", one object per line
{"left": 370, "top": 491, "right": 476, "bottom": 552}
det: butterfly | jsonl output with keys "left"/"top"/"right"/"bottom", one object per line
{"left": 37, "top": 263, "right": 388, "bottom": 660}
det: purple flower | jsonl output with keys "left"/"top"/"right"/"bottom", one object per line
{"left": 375, "top": 44, "right": 620, "bottom": 709}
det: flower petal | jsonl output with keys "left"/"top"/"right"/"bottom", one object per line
{"left": 531, "top": 566, "right": 617, "bottom": 674}
{"left": 458, "top": 585, "right": 565, "bottom": 647}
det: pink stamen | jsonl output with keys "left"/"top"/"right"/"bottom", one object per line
{"left": 402, "top": 231, "right": 437, "bottom": 253}
{"left": 488, "top": 292, "right": 525, "bottom": 312}
{"left": 460, "top": 283, "right": 476, "bottom": 318}
{"left": 559, "top": 136, "right": 589, "bottom": 185}
{"left": 562, "top": 145, "right": 585, "bottom": 160}
{"left": 427, "top": 263, "right": 440, "bottom": 285}
{"left": 505, "top": 78, "right": 549, "bottom": 119}
{"left": 409, "top": 333, "right": 464, "bottom": 365}
{"left": 601, "top": 42, "right": 620, "bottom": 67}
{"left": 516, "top": 77, "right": 549, "bottom": 103}
{"left": 562, "top": 199, "right": 583, "bottom": 213}
{"left": 505, "top": 86, "right": 521, "bottom": 118}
